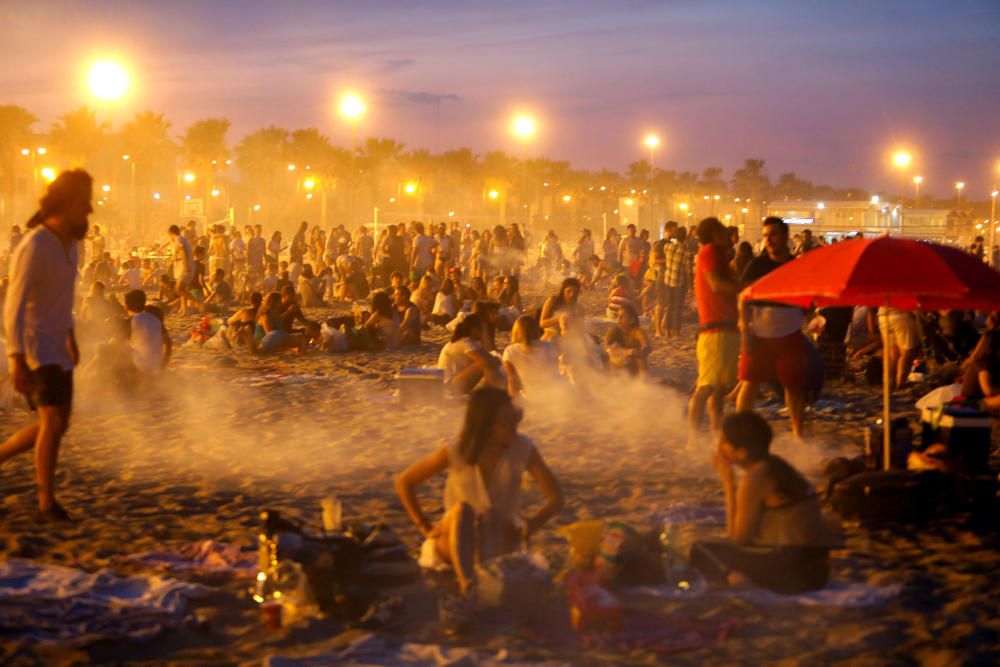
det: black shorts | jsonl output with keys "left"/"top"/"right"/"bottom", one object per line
{"left": 27, "top": 365, "right": 73, "bottom": 410}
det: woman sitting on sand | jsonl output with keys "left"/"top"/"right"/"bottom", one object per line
{"left": 410, "top": 274, "right": 436, "bottom": 322}
{"left": 252, "top": 291, "right": 304, "bottom": 354}
{"left": 437, "top": 314, "right": 505, "bottom": 395}
{"left": 539, "top": 277, "right": 583, "bottom": 340}
{"left": 395, "top": 387, "right": 564, "bottom": 595}
{"left": 365, "top": 290, "right": 401, "bottom": 349}
{"left": 297, "top": 264, "right": 325, "bottom": 307}
{"left": 960, "top": 331, "right": 1000, "bottom": 409}
{"left": 431, "top": 278, "right": 460, "bottom": 326}
{"left": 226, "top": 292, "right": 262, "bottom": 347}
{"left": 690, "top": 411, "right": 841, "bottom": 594}
{"left": 503, "top": 316, "right": 560, "bottom": 397}
{"left": 604, "top": 304, "right": 651, "bottom": 377}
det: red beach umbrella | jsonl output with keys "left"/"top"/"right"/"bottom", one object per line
{"left": 740, "top": 236, "right": 1000, "bottom": 469}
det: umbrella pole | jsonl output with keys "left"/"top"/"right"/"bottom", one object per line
{"left": 882, "top": 300, "right": 892, "bottom": 470}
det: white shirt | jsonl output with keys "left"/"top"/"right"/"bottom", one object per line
{"left": 432, "top": 292, "right": 458, "bottom": 318}
{"left": 437, "top": 337, "right": 482, "bottom": 383}
{"left": 502, "top": 341, "right": 559, "bottom": 394}
{"left": 4, "top": 226, "right": 79, "bottom": 371}
{"left": 173, "top": 235, "right": 194, "bottom": 278}
{"left": 749, "top": 305, "right": 804, "bottom": 338}
{"left": 413, "top": 234, "right": 437, "bottom": 269}
{"left": 230, "top": 238, "right": 246, "bottom": 261}
{"left": 130, "top": 311, "right": 164, "bottom": 375}
{"left": 121, "top": 268, "right": 142, "bottom": 291}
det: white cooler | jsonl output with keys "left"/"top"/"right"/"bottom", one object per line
{"left": 396, "top": 368, "right": 445, "bottom": 405}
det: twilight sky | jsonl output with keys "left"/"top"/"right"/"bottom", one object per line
{"left": 2, "top": 0, "right": 999, "bottom": 197}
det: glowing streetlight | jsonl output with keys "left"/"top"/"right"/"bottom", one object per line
{"left": 487, "top": 189, "right": 500, "bottom": 200}
{"left": 643, "top": 134, "right": 660, "bottom": 171}
{"left": 913, "top": 175, "right": 923, "bottom": 205}
{"left": 892, "top": 150, "right": 912, "bottom": 169}
{"left": 287, "top": 164, "right": 296, "bottom": 171}
{"left": 303, "top": 179, "right": 316, "bottom": 190}
{"left": 211, "top": 189, "right": 221, "bottom": 197}
{"left": 512, "top": 115, "right": 537, "bottom": 141}
{"left": 624, "top": 198, "right": 635, "bottom": 206}
{"left": 152, "top": 192, "right": 161, "bottom": 200}
{"left": 182, "top": 172, "right": 196, "bottom": 184}
{"left": 562, "top": 194, "right": 572, "bottom": 202}
{"left": 102, "top": 184, "right": 111, "bottom": 193}
{"left": 955, "top": 181, "right": 965, "bottom": 208}
{"left": 678, "top": 202, "right": 688, "bottom": 211}
{"left": 404, "top": 182, "right": 418, "bottom": 195}
{"left": 253, "top": 204, "right": 261, "bottom": 211}
{"left": 340, "top": 94, "right": 366, "bottom": 119}
{"left": 40, "top": 167, "right": 56, "bottom": 183}
{"left": 121, "top": 154, "right": 130, "bottom": 161}
{"left": 87, "top": 61, "right": 130, "bottom": 101}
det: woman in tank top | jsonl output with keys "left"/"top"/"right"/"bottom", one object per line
{"left": 690, "top": 411, "right": 842, "bottom": 594}
{"left": 395, "top": 387, "right": 564, "bottom": 595}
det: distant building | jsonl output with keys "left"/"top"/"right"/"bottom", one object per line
{"left": 765, "top": 199, "right": 971, "bottom": 244}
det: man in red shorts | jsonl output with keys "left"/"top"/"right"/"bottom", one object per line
{"left": 737, "top": 217, "right": 806, "bottom": 439}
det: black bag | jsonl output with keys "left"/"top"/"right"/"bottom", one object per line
{"left": 830, "top": 470, "right": 953, "bottom": 524}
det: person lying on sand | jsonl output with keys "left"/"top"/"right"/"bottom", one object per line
{"left": 690, "top": 411, "right": 842, "bottom": 594}
{"left": 395, "top": 387, "right": 564, "bottom": 596}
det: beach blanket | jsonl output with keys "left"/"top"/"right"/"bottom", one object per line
{"left": 264, "top": 632, "right": 571, "bottom": 667}
{"left": 628, "top": 580, "right": 903, "bottom": 607}
{"left": 0, "top": 559, "right": 206, "bottom": 646}
{"left": 119, "top": 539, "right": 258, "bottom": 580}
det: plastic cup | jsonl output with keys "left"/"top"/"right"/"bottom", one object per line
{"left": 261, "top": 600, "right": 282, "bottom": 629}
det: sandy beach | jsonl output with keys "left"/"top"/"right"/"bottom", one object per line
{"left": 1, "top": 284, "right": 998, "bottom": 666}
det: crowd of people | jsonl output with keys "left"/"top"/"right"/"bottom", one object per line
{"left": 2, "top": 170, "right": 998, "bottom": 607}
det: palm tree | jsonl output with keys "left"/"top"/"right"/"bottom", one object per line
{"left": 731, "top": 159, "right": 770, "bottom": 201}
{"left": 235, "top": 126, "right": 290, "bottom": 224}
{"left": 700, "top": 167, "right": 727, "bottom": 196}
{"left": 0, "top": 105, "right": 38, "bottom": 218}
{"left": 48, "top": 106, "right": 107, "bottom": 168}
{"left": 181, "top": 118, "right": 230, "bottom": 173}
{"left": 118, "top": 111, "right": 176, "bottom": 229}
{"left": 436, "top": 148, "right": 479, "bottom": 217}
{"left": 626, "top": 160, "right": 653, "bottom": 185}
{"left": 359, "top": 138, "right": 405, "bottom": 213}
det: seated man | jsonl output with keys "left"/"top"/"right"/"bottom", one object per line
{"left": 203, "top": 268, "right": 235, "bottom": 311}
{"left": 690, "top": 411, "right": 841, "bottom": 594}
{"left": 279, "top": 284, "right": 312, "bottom": 332}
{"left": 125, "top": 289, "right": 171, "bottom": 376}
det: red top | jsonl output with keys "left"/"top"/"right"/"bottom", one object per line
{"left": 695, "top": 243, "right": 738, "bottom": 329}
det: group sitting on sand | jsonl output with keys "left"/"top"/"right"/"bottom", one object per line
{"left": 395, "top": 387, "right": 838, "bottom": 603}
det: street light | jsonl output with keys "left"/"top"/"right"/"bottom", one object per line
{"left": 287, "top": 164, "right": 296, "bottom": 171}
{"left": 644, "top": 134, "right": 660, "bottom": 171}
{"left": 87, "top": 60, "right": 129, "bottom": 101}
{"left": 303, "top": 179, "right": 316, "bottom": 191}
{"left": 487, "top": 189, "right": 500, "bottom": 200}
{"left": 562, "top": 194, "right": 572, "bottom": 202}
{"left": 955, "top": 181, "right": 965, "bottom": 208}
{"left": 340, "top": 93, "right": 366, "bottom": 224}
{"left": 913, "top": 175, "right": 923, "bottom": 206}
{"left": 404, "top": 182, "right": 418, "bottom": 195}
{"left": 183, "top": 172, "right": 196, "bottom": 184}
{"left": 40, "top": 167, "right": 56, "bottom": 183}
{"left": 892, "top": 150, "right": 912, "bottom": 169}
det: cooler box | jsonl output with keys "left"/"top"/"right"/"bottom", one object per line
{"left": 920, "top": 407, "right": 994, "bottom": 472}
{"left": 396, "top": 368, "right": 445, "bottom": 405}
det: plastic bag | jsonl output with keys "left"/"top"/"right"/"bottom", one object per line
{"left": 320, "top": 322, "right": 348, "bottom": 352}
{"left": 203, "top": 326, "right": 231, "bottom": 350}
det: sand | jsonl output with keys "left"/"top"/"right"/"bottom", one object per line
{"left": 0, "top": 282, "right": 998, "bottom": 666}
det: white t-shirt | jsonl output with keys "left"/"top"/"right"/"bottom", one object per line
{"left": 749, "top": 305, "right": 803, "bottom": 339}
{"left": 121, "top": 268, "right": 142, "bottom": 291}
{"left": 437, "top": 337, "right": 482, "bottom": 382}
{"left": 413, "top": 235, "right": 438, "bottom": 270}
{"left": 130, "top": 311, "right": 164, "bottom": 375}
{"left": 173, "top": 236, "right": 194, "bottom": 278}
{"left": 502, "top": 341, "right": 559, "bottom": 394}
{"left": 433, "top": 292, "right": 458, "bottom": 318}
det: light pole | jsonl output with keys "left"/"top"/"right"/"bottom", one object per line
{"left": 340, "top": 93, "right": 366, "bottom": 225}
{"left": 912, "top": 175, "right": 923, "bottom": 207}
{"left": 512, "top": 114, "right": 537, "bottom": 226}
{"left": 644, "top": 134, "right": 660, "bottom": 172}
{"left": 990, "top": 187, "right": 998, "bottom": 267}
{"left": 955, "top": 181, "right": 965, "bottom": 209}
